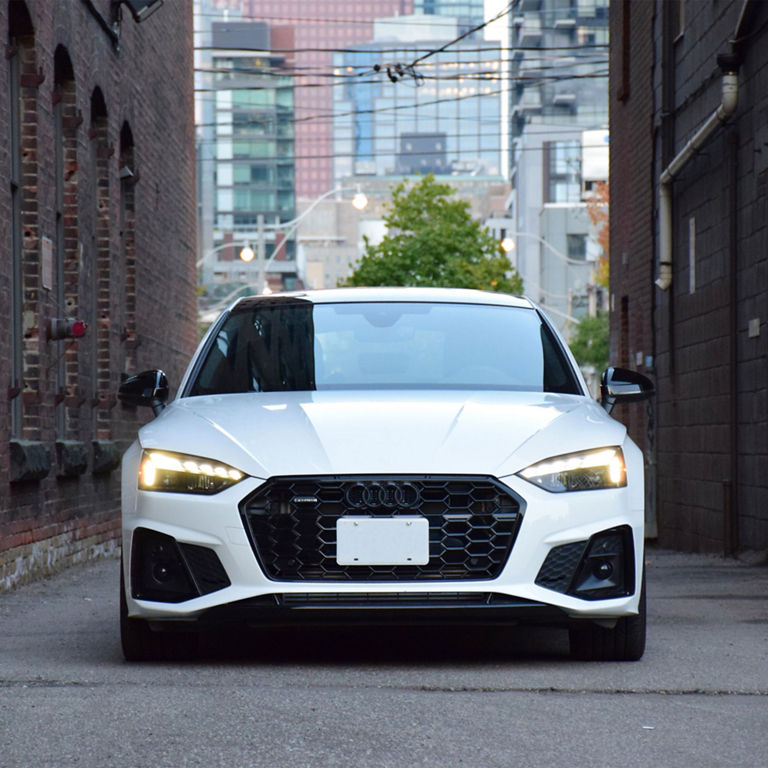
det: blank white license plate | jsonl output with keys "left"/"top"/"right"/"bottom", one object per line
{"left": 336, "top": 516, "right": 429, "bottom": 566}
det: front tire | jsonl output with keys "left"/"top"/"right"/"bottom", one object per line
{"left": 120, "top": 561, "right": 162, "bottom": 662}
{"left": 569, "top": 575, "right": 646, "bottom": 661}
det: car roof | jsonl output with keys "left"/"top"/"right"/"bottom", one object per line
{"left": 232, "top": 287, "right": 533, "bottom": 310}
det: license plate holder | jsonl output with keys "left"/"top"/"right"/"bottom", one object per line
{"left": 336, "top": 516, "right": 429, "bottom": 566}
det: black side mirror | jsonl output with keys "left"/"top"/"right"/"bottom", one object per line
{"left": 600, "top": 366, "right": 654, "bottom": 413}
{"left": 118, "top": 369, "right": 169, "bottom": 416}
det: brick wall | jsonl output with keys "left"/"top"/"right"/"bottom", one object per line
{"left": 610, "top": 0, "right": 768, "bottom": 554}
{"left": 0, "top": 0, "right": 198, "bottom": 589}
{"left": 608, "top": 0, "right": 657, "bottom": 535}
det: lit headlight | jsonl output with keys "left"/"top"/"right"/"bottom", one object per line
{"left": 518, "top": 447, "right": 626, "bottom": 493}
{"left": 139, "top": 450, "right": 246, "bottom": 495}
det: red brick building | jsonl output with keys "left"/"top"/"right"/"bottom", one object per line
{"left": 610, "top": 0, "right": 768, "bottom": 554}
{"left": 0, "top": 0, "right": 197, "bottom": 588}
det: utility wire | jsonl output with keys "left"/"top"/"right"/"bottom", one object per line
{"left": 194, "top": 11, "right": 478, "bottom": 29}
{"left": 411, "top": 2, "right": 514, "bottom": 68}
{"left": 193, "top": 3, "right": 595, "bottom": 27}
{"left": 194, "top": 69, "right": 607, "bottom": 123}
{"left": 192, "top": 72, "right": 597, "bottom": 92}
{"left": 193, "top": 43, "right": 608, "bottom": 55}
{"left": 194, "top": 54, "right": 608, "bottom": 80}
{"left": 193, "top": 141, "right": 611, "bottom": 163}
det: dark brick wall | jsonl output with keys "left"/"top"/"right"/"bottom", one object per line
{"left": 610, "top": 0, "right": 768, "bottom": 554}
{"left": 0, "top": 0, "right": 197, "bottom": 588}
{"left": 608, "top": 0, "right": 656, "bottom": 532}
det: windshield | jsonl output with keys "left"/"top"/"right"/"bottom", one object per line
{"left": 186, "top": 300, "right": 580, "bottom": 396}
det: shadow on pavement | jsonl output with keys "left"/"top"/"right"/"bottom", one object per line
{"left": 141, "top": 622, "right": 570, "bottom": 665}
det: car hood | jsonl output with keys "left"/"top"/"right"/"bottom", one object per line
{"left": 137, "top": 390, "right": 626, "bottom": 480}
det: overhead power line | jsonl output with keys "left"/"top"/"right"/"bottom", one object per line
{"left": 194, "top": 140, "right": 611, "bottom": 164}
{"left": 370, "top": 3, "right": 517, "bottom": 85}
{"left": 193, "top": 43, "right": 608, "bottom": 56}
{"left": 411, "top": 2, "right": 514, "bottom": 68}
{"left": 194, "top": 69, "right": 608, "bottom": 124}
{"left": 194, "top": 10, "right": 477, "bottom": 30}
{"left": 193, "top": 3, "right": 597, "bottom": 28}
{"left": 194, "top": 55, "right": 608, "bottom": 83}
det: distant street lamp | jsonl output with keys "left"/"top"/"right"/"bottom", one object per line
{"left": 502, "top": 230, "right": 587, "bottom": 266}
{"left": 198, "top": 185, "right": 368, "bottom": 320}
{"left": 196, "top": 240, "right": 256, "bottom": 269}
{"left": 253, "top": 184, "right": 368, "bottom": 295}
{"left": 351, "top": 189, "right": 368, "bottom": 211}
{"left": 501, "top": 229, "right": 597, "bottom": 331}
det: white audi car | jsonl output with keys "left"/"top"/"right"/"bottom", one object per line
{"left": 119, "top": 288, "right": 653, "bottom": 661}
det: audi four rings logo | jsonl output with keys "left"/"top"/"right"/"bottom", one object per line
{"left": 344, "top": 481, "right": 421, "bottom": 510}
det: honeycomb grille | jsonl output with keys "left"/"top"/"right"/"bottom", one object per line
{"left": 178, "top": 543, "right": 231, "bottom": 595}
{"left": 239, "top": 476, "right": 524, "bottom": 581}
{"left": 534, "top": 540, "right": 587, "bottom": 593}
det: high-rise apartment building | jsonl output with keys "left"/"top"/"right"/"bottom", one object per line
{"left": 197, "top": 18, "right": 299, "bottom": 299}
{"left": 505, "top": 0, "right": 610, "bottom": 337}
{"left": 238, "top": 0, "right": 414, "bottom": 199}
{"left": 510, "top": 0, "right": 609, "bottom": 138}
{"left": 413, "top": 0, "right": 484, "bottom": 34}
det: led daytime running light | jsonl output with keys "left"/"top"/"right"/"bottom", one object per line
{"left": 519, "top": 447, "right": 626, "bottom": 493}
{"left": 521, "top": 449, "right": 622, "bottom": 481}
{"left": 139, "top": 450, "right": 245, "bottom": 494}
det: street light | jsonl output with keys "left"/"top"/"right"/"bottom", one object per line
{"left": 502, "top": 230, "right": 588, "bottom": 266}
{"left": 500, "top": 230, "right": 597, "bottom": 333}
{"left": 253, "top": 184, "right": 368, "bottom": 294}
{"left": 199, "top": 185, "right": 368, "bottom": 318}
{"left": 352, "top": 189, "right": 368, "bottom": 211}
{"left": 196, "top": 240, "right": 257, "bottom": 269}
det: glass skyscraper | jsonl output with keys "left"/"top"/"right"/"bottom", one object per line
{"left": 333, "top": 18, "right": 503, "bottom": 180}
{"left": 414, "top": 0, "right": 484, "bottom": 34}
{"left": 196, "top": 18, "right": 298, "bottom": 295}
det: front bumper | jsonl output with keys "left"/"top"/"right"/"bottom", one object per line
{"left": 121, "top": 445, "right": 645, "bottom": 626}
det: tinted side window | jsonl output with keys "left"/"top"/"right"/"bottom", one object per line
{"left": 541, "top": 324, "right": 580, "bottom": 394}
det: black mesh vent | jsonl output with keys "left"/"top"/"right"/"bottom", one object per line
{"left": 275, "top": 593, "right": 546, "bottom": 609}
{"left": 535, "top": 540, "right": 587, "bottom": 594}
{"left": 178, "top": 543, "right": 231, "bottom": 596}
{"left": 280, "top": 592, "right": 494, "bottom": 607}
{"left": 240, "top": 476, "right": 524, "bottom": 582}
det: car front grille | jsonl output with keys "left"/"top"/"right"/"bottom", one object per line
{"left": 239, "top": 476, "right": 524, "bottom": 582}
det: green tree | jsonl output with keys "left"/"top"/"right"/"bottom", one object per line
{"left": 343, "top": 174, "right": 523, "bottom": 294}
{"left": 569, "top": 313, "right": 609, "bottom": 370}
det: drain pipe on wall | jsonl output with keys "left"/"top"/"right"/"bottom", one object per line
{"left": 656, "top": 55, "right": 740, "bottom": 290}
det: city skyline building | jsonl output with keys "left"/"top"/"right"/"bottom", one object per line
{"left": 236, "top": 0, "right": 415, "bottom": 199}
{"left": 505, "top": 0, "right": 610, "bottom": 337}
{"left": 414, "top": 0, "right": 485, "bottom": 34}
{"left": 196, "top": 15, "right": 300, "bottom": 299}
{"left": 195, "top": 1, "right": 500, "bottom": 297}
{"left": 333, "top": 14, "right": 504, "bottom": 181}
